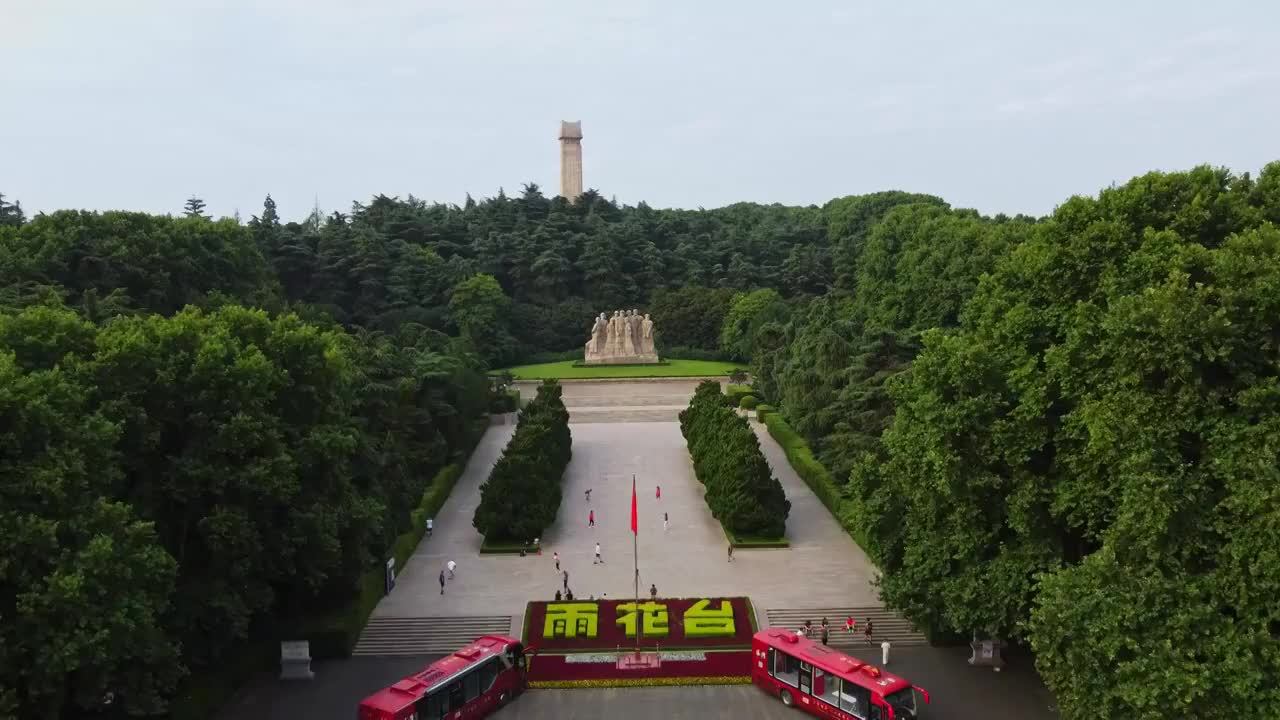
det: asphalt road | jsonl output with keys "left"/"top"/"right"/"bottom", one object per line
{"left": 220, "top": 645, "right": 1057, "bottom": 720}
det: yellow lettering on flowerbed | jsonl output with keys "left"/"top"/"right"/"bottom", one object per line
{"left": 544, "top": 603, "right": 599, "bottom": 638}
{"left": 683, "top": 599, "right": 735, "bottom": 637}
{"left": 615, "top": 601, "right": 670, "bottom": 638}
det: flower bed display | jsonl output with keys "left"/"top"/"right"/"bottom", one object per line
{"left": 523, "top": 597, "right": 758, "bottom": 687}
{"left": 524, "top": 597, "right": 757, "bottom": 652}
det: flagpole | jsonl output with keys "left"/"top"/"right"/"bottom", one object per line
{"left": 633, "top": 474, "right": 640, "bottom": 655}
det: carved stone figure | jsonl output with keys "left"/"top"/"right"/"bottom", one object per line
{"left": 621, "top": 312, "right": 636, "bottom": 355}
{"left": 591, "top": 313, "right": 608, "bottom": 353}
{"left": 583, "top": 308, "right": 660, "bottom": 364}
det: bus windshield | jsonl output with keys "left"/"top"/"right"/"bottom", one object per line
{"left": 883, "top": 687, "right": 916, "bottom": 716}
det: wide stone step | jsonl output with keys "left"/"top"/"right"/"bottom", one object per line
{"left": 765, "top": 607, "right": 929, "bottom": 647}
{"left": 567, "top": 406, "right": 686, "bottom": 423}
{"left": 353, "top": 615, "right": 513, "bottom": 656}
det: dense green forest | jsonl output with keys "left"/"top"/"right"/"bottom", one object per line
{"left": 3, "top": 161, "right": 1279, "bottom": 719}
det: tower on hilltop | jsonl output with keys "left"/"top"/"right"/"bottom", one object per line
{"left": 559, "top": 121, "right": 583, "bottom": 201}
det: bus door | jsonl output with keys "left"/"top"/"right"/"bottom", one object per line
{"left": 799, "top": 661, "right": 813, "bottom": 696}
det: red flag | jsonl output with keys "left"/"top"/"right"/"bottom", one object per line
{"left": 630, "top": 476, "right": 638, "bottom": 535}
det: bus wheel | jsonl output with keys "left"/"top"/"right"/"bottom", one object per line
{"left": 779, "top": 689, "right": 794, "bottom": 707}
{"left": 498, "top": 691, "right": 509, "bottom": 706}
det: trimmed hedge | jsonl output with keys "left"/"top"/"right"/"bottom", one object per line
{"left": 724, "top": 384, "right": 755, "bottom": 407}
{"left": 762, "top": 412, "right": 875, "bottom": 558}
{"left": 724, "top": 526, "right": 789, "bottom": 548}
{"left": 755, "top": 404, "right": 775, "bottom": 422}
{"left": 679, "top": 381, "right": 790, "bottom": 538}
{"left": 473, "top": 380, "right": 572, "bottom": 543}
{"left": 738, "top": 395, "right": 758, "bottom": 410}
{"left": 479, "top": 540, "right": 543, "bottom": 554}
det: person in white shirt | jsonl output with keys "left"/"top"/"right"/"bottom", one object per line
{"left": 426, "top": 517, "right": 433, "bottom": 537}
{"left": 594, "top": 543, "right": 603, "bottom": 564}
{"left": 447, "top": 559, "right": 456, "bottom": 579}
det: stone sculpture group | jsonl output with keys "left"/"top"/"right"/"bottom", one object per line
{"left": 583, "top": 309, "right": 659, "bottom": 364}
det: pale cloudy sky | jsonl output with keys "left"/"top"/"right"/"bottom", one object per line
{"left": 3, "top": 0, "right": 1278, "bottom": 220}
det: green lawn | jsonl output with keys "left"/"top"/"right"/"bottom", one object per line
{"left": 502, "top": 359, "right": 746, "bottom": 380}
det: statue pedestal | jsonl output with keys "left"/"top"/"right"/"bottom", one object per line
{"left": 583, "top": 352, "right": 661, "bottom": 365}
{"left": 279, "top": 641, "right": 315, "bottom": 680}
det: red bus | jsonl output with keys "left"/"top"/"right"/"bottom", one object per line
{"left": 752, "top": 629, "right": 930, "bottom": 719}
{"left": 357, "top": 635, "right": 531, "bottom": 720}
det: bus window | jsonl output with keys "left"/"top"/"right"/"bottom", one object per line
{"left": 812, "top": 667, "right": 841, "bottom": 708}
{"left": 773, "top": 649, "right": 800, "bottom": 687}
{"left": 479, "top": 658, "right": 500, "bottom": 693}
{"left": 799, "top": 661, "right": 812, "bottom": 695}
{"left": 840, "top": 683, "right": 871, "bottom": 718}
{"left": 464, "top": 668, "right": 481, "bottom": 702}
{"left": 419, "top": 689, "right": 447, "bottom": 719}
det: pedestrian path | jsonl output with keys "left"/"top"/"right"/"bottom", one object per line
{"left": 353, "top": 615, "right": 513, "bottom": 656}
{"left": 367, "top": 380, "right": 884, "bottom": 645}
{"left": 764, "top": 607, "right": 928, "bottom": 647}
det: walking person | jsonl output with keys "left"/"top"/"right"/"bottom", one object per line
{"left": 594, "top": 542, "right": 603, "bottom": 564}
{"left": 663, "top": 512, "right": 669, "bottom": 533}
{"left": 864, "top": 620, "right": 874, "bottom": 646}
{"left": 447, "top": 559, "right": 456, "bottom": 579}
{"left": 439, "top": 570, "right": 446, "bottom": 595}
{"left": 585, "top": 488, "right": 592, "bottom": 502}
{"left": 554, "top": 551, "right": 560, "bottom": 572}
{"left": 728, "top": 544, "right": 734, "bottom": 562}
{"left": 844, "top": 615, "right": 856, "bottom": 634}
{"left": 821, "top": 618, "right": 830, "bottom": 646}
{"left": 562, "top": 569, "right": 569, "bottom": 592}
{"left": 588, "top": 510, "right": 595, "bottom": 528}
{"left": 650, "top": 583, "right": 658, "bottom": 599}
{"left": 656, "top": 484, "right": 661, "bottom": 500}
{"left": 426, "top": 517, "right": 433, "bottom": 537}
{"left": 555, "top": 590, "right": 562, "bottom": 601}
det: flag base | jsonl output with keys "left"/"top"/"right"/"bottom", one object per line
{"left": 616, "top": 651, "right": 662, "bottom": 671}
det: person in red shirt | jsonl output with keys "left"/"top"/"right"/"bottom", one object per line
{"left": 589, "top": 510, "right": 595, "bottom": 528}
{"left": 844, "top": 616, "right": 856, "bottom": 634}
{"left": 656, "top": 485, "right": 661, "bottom": 499}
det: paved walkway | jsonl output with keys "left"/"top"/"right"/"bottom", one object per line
{"left": 371, "top": 379, "right": 881, "bottom": 630}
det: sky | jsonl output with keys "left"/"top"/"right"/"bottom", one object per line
{"left": 3, "top": 0, "right": 1279, "bottom": 221}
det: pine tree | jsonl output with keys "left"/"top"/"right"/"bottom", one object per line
{"left": 0, "top": 191, "right": 26, "bottom": 227}
{"left": 183, "top": 195, "right": 207, "bottom": 218}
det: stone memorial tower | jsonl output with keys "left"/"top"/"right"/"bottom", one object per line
{"left": 559, "top": 120, "right": 583, "bottom": 200}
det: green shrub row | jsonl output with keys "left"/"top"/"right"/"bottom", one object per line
{"left": 473, "top": 380, "right": 572, "bottom": 543}
{"left": 762, "top": 412, "right": 875, "bottom": 557}
{"left": 490, "top": 387, "right": 521, "bottom": 413}
{"left": 739, "top": 395, "right": 758, "bottom": 410}
{"left": 679, "top": 380, "right": 790, "bottom": 538}
{"left": 724, "top": 384, "right": 755, "bottom": 406}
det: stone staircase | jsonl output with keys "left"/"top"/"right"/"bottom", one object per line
{"left": 567, "top": 405, "right": 688, "bottom": 423}
{"left": 765, "top": 607, "right": 928, "bottom": 647}
{"left": 353, "top": 615, "right": 513, "bottom": 656}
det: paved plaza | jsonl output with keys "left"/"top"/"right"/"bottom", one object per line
{"left": 373, "top": 380, "right": 881, "bottom": 632}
